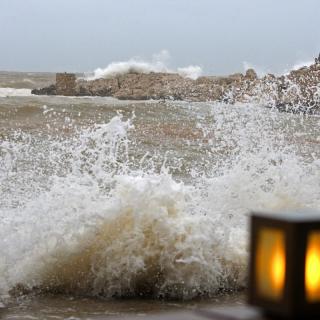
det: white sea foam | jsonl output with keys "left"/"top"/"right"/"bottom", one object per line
{"left": 86, "top": 50, "right": 203, "bottom": 80}
{"left": 0, "top": 88, "right": 32, "bottom": 97}
{"left": 0, "top": 105, "right": 319, "bottom": 300}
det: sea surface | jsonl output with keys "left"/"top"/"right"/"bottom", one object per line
{"left": 0, "top": 71, "right": 320, "bottom": 319}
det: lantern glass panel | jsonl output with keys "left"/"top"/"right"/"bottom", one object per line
{"left": 255, "top": 227, "right": 286, "bottom": 301}
{"left": 305, "top": 231, "right": 320, "bottom": 302}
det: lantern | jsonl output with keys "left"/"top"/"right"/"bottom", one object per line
{"left": 249, "top": 210, "right": 320, "bottom": 318}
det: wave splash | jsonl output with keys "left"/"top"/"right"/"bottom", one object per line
{"left": 86, "top": 50, "right": 203, "bottom": 80}
{"left": 0, "top": 108, "right": 319, "bottom": 300}
{"left": 30, "top": 174, "right": 246, "bottom": 299}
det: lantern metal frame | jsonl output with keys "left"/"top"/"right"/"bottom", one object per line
{"left": 249, "top": 210, "right": 320, "bottom": 319}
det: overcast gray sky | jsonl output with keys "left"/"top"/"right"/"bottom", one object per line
{"left": 1, "top": 0, "right": 320, "bottom": 75}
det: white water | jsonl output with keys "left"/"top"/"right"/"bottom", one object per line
{"left": 86, "top": 50, "right": 203, "bottom": 80}
{"left": 0, "top": 104, "right": 320, "bottom": 301}
{"left": 0, "top": 88, "right": 32, "bottom": 97}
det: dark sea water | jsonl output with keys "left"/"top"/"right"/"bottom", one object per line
{"left": 0, "top": 71, "right": 319, "bottom": 319}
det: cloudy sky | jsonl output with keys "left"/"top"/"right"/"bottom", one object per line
{"left": 1, "top": 0, "right": 320, "bottom": 75}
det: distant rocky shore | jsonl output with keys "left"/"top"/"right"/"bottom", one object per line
{"left": 32, "top": 56, "right": 320, "bottom": 114}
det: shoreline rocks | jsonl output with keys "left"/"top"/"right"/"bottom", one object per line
{"left": 31, "top": 59, "right": 320, "bottom": 114}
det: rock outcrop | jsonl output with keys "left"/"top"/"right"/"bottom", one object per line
{"left": 31, "top": 58, "right": 320, "bottom": 114}
{"left": 32, "top": 84, "right": 56, "bottom": 95}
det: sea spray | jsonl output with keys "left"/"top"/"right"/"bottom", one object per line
{"left": 86, "top": 50, "right": 203, "bottom": 80}
{"left": 27, "top": 174, "right": 246, "bottom": 298}
{"left": 1, "top": 102, "right": 319, "bottom": 300}
{"left": 0, "top": 116, "right": 246, "bottom": 298}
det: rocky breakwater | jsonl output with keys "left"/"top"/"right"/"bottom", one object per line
{"left": 32, "top": 57, "right": 320, "bottom": 113}
{"left": 31, "top": 70, "right": 259, "bottom": 102}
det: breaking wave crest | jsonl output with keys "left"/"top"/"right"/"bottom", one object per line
{"left": 86, "top": 50, "right": 203, "bottom": 80}
{"left": 0, "top": 106, "right": 319, "bottom": 300}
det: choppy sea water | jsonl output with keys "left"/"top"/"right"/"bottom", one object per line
{"left": 0, "top": 72, "right": 320, "bottom": 319}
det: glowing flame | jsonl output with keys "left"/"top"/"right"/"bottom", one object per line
{"left": 305, "top": 232, "right": 320, "bottom": 302}
{"left": 271, "top": 245, "right": 286, "bottom": 292}
{"left": 256, "top": 228, "right": 286, "bottom": 300}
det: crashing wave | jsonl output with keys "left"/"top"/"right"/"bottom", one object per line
{"left": 1, "top": 105, "right": 320, "bottom": 299}
{"left": 85, "top": 50, "right": 203, "bottom": 80}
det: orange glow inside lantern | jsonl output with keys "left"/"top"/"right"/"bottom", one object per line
{"left": 305, "top": 231, "right": 320, "bottom": 302}
{"left": 255, "top": 228, "right": 286, "bottom": 301}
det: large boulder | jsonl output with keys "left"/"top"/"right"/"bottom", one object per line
{"left": 245, "top": 69, "right": 258, "bottom": 80}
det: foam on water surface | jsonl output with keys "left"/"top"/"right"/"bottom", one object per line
{"left": 0, "top": 88, "right": 32, "bottom": 97}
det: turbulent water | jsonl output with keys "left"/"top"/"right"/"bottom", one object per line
{"left": 0, "top": 71, "right": 320, "bottom": 318}
{"left": 85, "top": 50, "right": 203, "bottom": 80}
